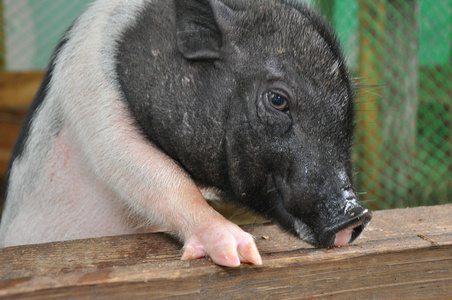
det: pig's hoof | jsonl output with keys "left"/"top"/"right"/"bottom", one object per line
{"left": 181, "top": 224, "right": 262, "bottom": 267}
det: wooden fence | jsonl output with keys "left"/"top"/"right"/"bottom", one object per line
{"left": 1, "top": 204, "right": 451, "bottom": 299}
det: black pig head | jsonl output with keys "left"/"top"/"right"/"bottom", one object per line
{"left": 116, "top": 0, "right": 372, "bottom": 248}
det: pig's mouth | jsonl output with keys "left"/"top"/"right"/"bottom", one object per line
{"left": 314, "top": 208, "right": 372, "bottom": 248}
{"left": 292, "top": 209, "right": 371, "bottom": 248}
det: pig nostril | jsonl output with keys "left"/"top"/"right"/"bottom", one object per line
{"left": 332, "top": 223, "right": 365, "bottom": 247}
{"left": 350, "top": 223, "right": 364, "bottom": 243}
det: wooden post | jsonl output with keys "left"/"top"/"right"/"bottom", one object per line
{"left": 0, "top": 204, "right": 451, "bottom": 298}
{"left": 355, "top": 0, "right": 385, "bottom": 209}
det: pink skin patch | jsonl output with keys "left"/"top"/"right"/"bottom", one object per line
{"left": 334, "top": 224, "right": 359, "bottom": 247}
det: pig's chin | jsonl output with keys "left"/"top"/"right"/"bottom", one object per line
{"left": 293, "top": 218, "right": 317, "bottom": 245}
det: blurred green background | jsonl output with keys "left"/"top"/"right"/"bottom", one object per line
{"left": 315, "top": 0, "right": 451, "bottom": 210}
{"left": 0, "top": 0, "right": 451, "bottom": 210}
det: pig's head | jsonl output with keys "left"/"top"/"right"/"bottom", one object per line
{"left": 117, "top": 0, "right": 372, "bottom": 248}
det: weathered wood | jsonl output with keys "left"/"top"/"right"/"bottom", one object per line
{"left": 0, "top": 108, "right": 25, "bottom": 179}
{"left": 0, "top": 72, "right": 44, "bottom": 109}
{"left": 355, "top": 0, "right": 385, "bottom": 209}
{"left": 0, "top": 72, "right": 44, "bottom": 181}
{"left": 0, "top": 204, "right": 451, "bottom": 299}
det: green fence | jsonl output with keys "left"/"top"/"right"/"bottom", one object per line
{"left": 317, "top": 0, "right": 452, "bottom": 209}
{"left": 1, "top": 0, "right": 91, "bottom": 70}
{"left": 1, "top": 0, "right": 451, "bottom": 210}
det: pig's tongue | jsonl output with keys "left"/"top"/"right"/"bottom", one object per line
{"left": 333, "top": 225, "right": 357, "bottom": 246}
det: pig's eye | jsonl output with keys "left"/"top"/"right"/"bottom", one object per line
{"left": 266, "top": 92, "right": 289, "bottom": 112}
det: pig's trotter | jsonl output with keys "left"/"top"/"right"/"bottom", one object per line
{"left": 181, "top": 220, "right": 262, "bottom": 267}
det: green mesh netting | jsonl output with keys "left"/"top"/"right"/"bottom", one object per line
{"left": 317, "top": 0, "right": 452, "bottom": 209}
{"left": 1, "top": 0, "right": 451, "bottom": 210}
{"left": 2, "top": 0, "right": 91, "bottom": 70}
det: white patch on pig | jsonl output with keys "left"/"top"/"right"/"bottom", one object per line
{"left": 200, "top": 187, "right": 224, "bottom": 203}
{"left": 0, "top": 0, "right": 150, "bottom": 247}
{"left": 338, "top": 170, "right": 348, "bottom": 183}
{"left": 344, "top": 197, "right": 360, "bottom": 215}
{"left": 338, "top": 170, "right": 360, "bottom": 214}
{"left": 265, "top": 60, "right": 284, "bottom": 79}
{"left": 330, "top": 59, "right": 341, "bottom": 76}
{"left": 1, "top": 0, "right": 215, "bottom": 247}
{"left": 293, "top": 218, "right": 316, "bottom": 244}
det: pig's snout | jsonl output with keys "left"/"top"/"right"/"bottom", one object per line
{"left": 319, "top": 209, "right": 372, "bottom": 248}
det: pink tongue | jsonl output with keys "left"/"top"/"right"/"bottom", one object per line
{"left": 334, "top": 226, "right": 355, "bottom": 246}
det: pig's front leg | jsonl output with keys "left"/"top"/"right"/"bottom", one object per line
{"left": 74, "top": 115, "right": 261, "bottom": 266}
{"left": 62, "top": 92, "right": 261, "bottom": 267}
{"left": 121, "top": 142, "right": 263, "bottom": 267}
{"left": 83, "top": 119, "right": 262, "bottom": 267}
{"left": 129, "top": 141, "right": 263, "bottom": 267}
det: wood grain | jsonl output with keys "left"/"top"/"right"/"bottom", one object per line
{"left": 0, "top": 72, "right": 44, "bottom": 109}
{"left": 0, "top": 204, "right": 451, "bottom": 299}
{"left": 0, "top": 72, "right": 44, "bottom": 180}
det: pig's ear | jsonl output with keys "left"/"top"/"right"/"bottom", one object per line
{"left": 175, "top": 0, "right": 234, "bottom": 60}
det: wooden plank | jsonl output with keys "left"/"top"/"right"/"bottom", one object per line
{"left": 0, "top": 72, "right": 43, "bottom": 180}
{"left": 0, "top": 204, "right": 451, "bottom": 299}
{"left": 0, "top": 109, "right": 25, "bottom": 178}
{"left": 355, "top": 0, "right": 385, "bottom": 209}
{"left": 0, "top": 72, "right": 44, "bottom": 109}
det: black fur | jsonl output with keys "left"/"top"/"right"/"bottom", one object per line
{"left": 115, "top": 0, "right": 370, "bottom": 247}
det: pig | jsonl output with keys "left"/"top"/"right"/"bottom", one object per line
{"left": 0, "top": 0, "right": 372, "bottom": 267}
